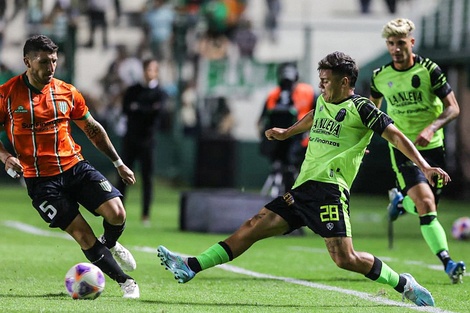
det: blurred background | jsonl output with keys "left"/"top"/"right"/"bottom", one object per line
{"left": 0, "top": 0, "right": 469, "bottom": 199}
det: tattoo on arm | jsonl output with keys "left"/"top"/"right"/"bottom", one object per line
{"left": 84, "top": 120, "right": 101, "bottom": 139}
{"left": 83, "top": 119, "right": 119, "bottom": 161}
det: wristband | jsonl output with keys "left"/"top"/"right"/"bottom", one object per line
{"left": 113, "top": 159, "right": 124, "bottom": 168}
{"left": 4, "top": 155, "right": 13, "bottom": 164}
{"left": 7, "top": 168, "right": 18, "bottom": 178}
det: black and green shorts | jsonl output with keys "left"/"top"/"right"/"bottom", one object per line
{"left": 265, "top": 180, "right": 351, "bottom": 238}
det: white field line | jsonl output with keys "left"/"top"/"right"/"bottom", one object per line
{"left": 3, "top": 220, "right": 460, "bottom": 313}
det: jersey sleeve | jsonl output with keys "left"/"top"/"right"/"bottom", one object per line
{"left": 70, "top": 87, "right": 89, "bottom": 120}
{"left": 369, "top": 68, "right": 384, "bottom": 99}
{"left": 424, "top": 58, "right": 453, "bottom": 99}
{"left": 353, "top": 95, "right": 393, "bottom": 135}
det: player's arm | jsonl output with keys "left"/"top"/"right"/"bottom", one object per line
{"left": 74, "top": 114, "right": 136, "bottom": 185}
{"left": 0, "top": 139, "right": 22, "bottom": 178}
{"left": 381, "top": 123, "right": 450, "bottom": 186}
{"left": 414, "top": 91, "right": 460, "bottom": 147}
{"left": 369, "top": 96, "right": 383, "bottom": 109}
{"left": 265, "top": 109, "right": 314, "bottom": 141}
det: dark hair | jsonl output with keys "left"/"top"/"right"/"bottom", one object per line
{"left": 23, "top": 35, "right": 58, "bottom": 57}
{"left": 142, "top": 58, "right": 158, "bottom": 69}
{"left": 317, "top": 51, "right": 358, "bottom": 87}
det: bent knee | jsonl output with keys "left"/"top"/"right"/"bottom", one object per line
{"left": 97, "top": 198, "right": 127, "bottom": 224}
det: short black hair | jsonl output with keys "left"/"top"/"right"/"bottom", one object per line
{"left": 142, "top": 58, "right": 158, "bottom": 69}
{"left": 23, "top": 35, "right": 58, "bottom": 57}
{"left": 317, "top": 51, "right": 358, "bottom": 87}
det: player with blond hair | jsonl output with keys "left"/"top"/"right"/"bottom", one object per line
{"left": 370, "top": 18, "right": 466, "bottom": 284}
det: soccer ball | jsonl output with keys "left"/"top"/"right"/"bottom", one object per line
{"left": 451, "top": 217, "right": 470, "bottom": 240}
{"left": 65, "top": 263, "right": 105, "bottom": 300}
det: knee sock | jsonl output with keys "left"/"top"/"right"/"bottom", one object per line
{"left": 82, "top": 239, "right": 131, "bottom": 283}
{"left": 187, "top": 241, "right": 233, "bottom": 273}
{"left": 365, "top": 256, "right": 405, "bottom": 292}
{"left": 420, "top": 213, "right": 451, "bottom": 267}
{"left": 402, "top": 195, "right": 418, "bottom": 215}
{"left": 102, "top": 219, "right": 125, "bottom": 249}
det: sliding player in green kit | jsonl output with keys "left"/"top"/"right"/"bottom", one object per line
{"left": 157, "top": 51, "right": 452, "bottom": 306}
{"left": 369, "top": 18, "right": 465, "bottom": 284}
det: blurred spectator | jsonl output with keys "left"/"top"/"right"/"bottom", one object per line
{"left": 201, "top": 0, "right": 245, "bottom": 39}
{"left": 233, "top": 18, "right": 257, "bottom": 58}
{"left": 43, "top": 1, "right": 72, "bottom": 50}
{"left": 0, "top": 62, "right": 14, "bottom": 84}
{"left": 232, "top": 17, "right": 257, "bottom": 91}
{"left": 205, "top": 96, "right": 234, "bottom": 137}
{"left": 85, "top": 0, "right": 110, "bottom": 48}
{"left": 0, "top": 0, "right": 6, "bottom": 58}
{"left": 113, "top": 0, "right": 121, "bottom": 25}
{"left": 180, "top": 79, "right": 200, "bottom": 136}
{"left": 360, "top": 0, "right": 396, "bottom": 14}
{"left": 100, "top": 44, "right": 143, "bottom": 133}
{"left": 265, "top": 0, "right": 280, "bottom": 42}
{"left": 140, "top": 0, "right": 175, "bottom": 62}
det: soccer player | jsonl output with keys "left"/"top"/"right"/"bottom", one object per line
{"left": 157, "top": 51, "right": 451, "bottom": 306}
{"left": 0, "top": 35, "right": 140, "bottom": 298}
{"left": 369, "top": 18, "right": 466, "bottom": 284}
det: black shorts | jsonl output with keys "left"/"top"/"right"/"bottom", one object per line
{"left": 390, "top": 146, "right": 445, "bottom": 201}
{"left": 25, "top": 161, "right": 122, "bottom": 230}
{"left": 265, "top": 180, "right": 351, "bottom": 238}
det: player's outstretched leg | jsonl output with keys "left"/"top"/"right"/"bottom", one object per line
{"left": 401, "top": 273, "right": 435, "bottom": 306}
{"left": 157, "top": 245, "right": 196, "bottom": 283}
{"left": 445, "top": 260, "right": 466, "bottom": 284}
{"left": 99, "top": 235, "right": 137, "bottom": 272}
{"left": 387, "top": 188, "right": 404, "bottom": 221}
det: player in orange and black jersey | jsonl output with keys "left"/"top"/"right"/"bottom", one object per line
{"left": 0, "top": 35, "right": 139, "bottom": 298}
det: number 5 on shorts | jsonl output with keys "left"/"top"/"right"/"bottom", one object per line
{"left": 39, "top": 200, "right": 57, "bottom": 220}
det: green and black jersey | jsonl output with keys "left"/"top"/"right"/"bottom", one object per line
{"left": 293, "top": 94, "right": 392, "bottom": 192}
{"left": 370, "top": 54, "right": 452, "bottom": 150}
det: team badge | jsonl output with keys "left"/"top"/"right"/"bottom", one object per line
{"left": 412, "top": 75, "right": 421, "bottom": 88}
{"left": 99, "top": 179, "right": 112, "bottom": 192}
{"left": 335, "top": 108, "right": 346, "bottom": 122}
{"left": 57, "top": 101, "right": 68, "bottom": 114}
{"left": 326, "top": 222, "right": 334, "bottom": 230}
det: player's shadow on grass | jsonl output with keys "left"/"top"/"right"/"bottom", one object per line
{"left": 194, "top": 276, "right": 369, "bottom": 283}
{"left": 141, "top": 299, "right": 390, "bottom": 309}
{"left": 0, "top": 292, "right": 66, "bottom": 298}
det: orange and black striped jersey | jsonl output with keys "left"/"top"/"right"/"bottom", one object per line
{"left": 0, "top": 73, "right": 89, "bottom": 177}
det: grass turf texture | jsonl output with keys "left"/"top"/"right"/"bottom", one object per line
{"left": 0, "top": 180, "right": 469, "bottom": 313}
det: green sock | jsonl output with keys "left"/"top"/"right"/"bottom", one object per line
{"left": 420, "top": 213, "right": 449, "bottom": 254}
{"left": 375, "top": 261, "right": 400, "bottom": 288}
{"left": 195, "top": 243, "right": 231, "bottom": 270}
{"left": 365, "top": 257, "right": 400, "bottom": 288}
{"left": 402, "top": 195, "right": 418, "bottom": 215}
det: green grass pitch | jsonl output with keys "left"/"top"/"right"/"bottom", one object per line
{"left": 0, "top": 179, "right": 469, "bottom": 313}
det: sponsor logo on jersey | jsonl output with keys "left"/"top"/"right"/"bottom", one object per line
{"left": 312, "top": 118, "right": 341, "bottom": 137}
{"left": 14, "top": 106, "right": 28, "bottom": 113}
{"left": 386, "top": 90, "right": 423, "bottom": 107}
{"left": 282, "top": 192, "right": 295, "bottom": 206}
